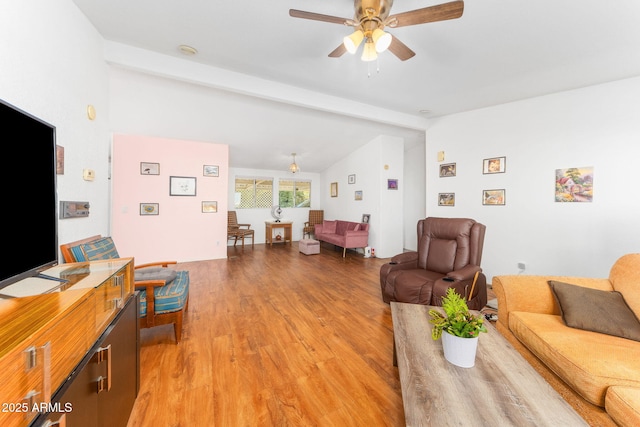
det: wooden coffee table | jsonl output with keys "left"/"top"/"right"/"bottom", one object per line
{"left": 390, "top": 302, "right": 588, "bottom": 426}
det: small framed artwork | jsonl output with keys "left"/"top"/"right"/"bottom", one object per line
{"left": 483, "top": 156, "right": 506, "bottom": 174}
{"left": 387, "top": 179, "right": 398, "bottom": 190}
{"left": 56, "top": 145, "right": 64, "bottom": 175}
{"left": 170, "top": 176, "right": 197, "bottom": 196}
{"left": 438, "top": 193, "right": 455, "bottom": 206}
{"left": 483, "top": 189, "right": 506, "bottom": 205}
{"left": 362, "top": 214, "right": 370, "bottom": 224}
{"left": 440, "top": 163, "right": 456, "bottom": 177}
{"left": 202, "top": 201, "right": 218, "bottom": 213}
{"left": 141, "top": 162, "right": 160, "bottom": 175}
{"left": 203, "top": 165, "right": 219, "bottom": 177}
{"left": 140, "top": 203, "right": 159, "bottom": 215}
{"left": 348, "top": 174, "right": 356, "bottom": 184}
{"left": 355, "top": 190, "right": 363, "bottom": 201}
{"left": 330, "top": 182, "right": 338, "bottom": 197}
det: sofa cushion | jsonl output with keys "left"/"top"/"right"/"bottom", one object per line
{"left": 80, "top": 236, "right": 120, "bottom": 260}
{"left": 548, "top": 280, "right": 640, "bottom": 342}
{"left": 139, "top": 270, "right": 189, "bottom": 316}
{"left": 606, "top": 386, "right": 640, "bottom": 427}
{"left": 322, "top": 220, "right": 337, "bottom": 234}
{"left": 509, "top": 311, "right": 640, "bottom": 406}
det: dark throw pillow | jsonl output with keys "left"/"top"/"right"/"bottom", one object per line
{"left": 548, "top": 280, "right": 640, "bottom": 342}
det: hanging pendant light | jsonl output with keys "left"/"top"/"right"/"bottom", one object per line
{"left": 289, "top": 153, "right": 300, "bottom": 173}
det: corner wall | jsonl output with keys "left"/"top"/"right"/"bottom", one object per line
{"left": 321, "top": 135, "right": 405, "bottom": 258}
{"left": 425, "top": 76, "right": 640, "bottom": 281}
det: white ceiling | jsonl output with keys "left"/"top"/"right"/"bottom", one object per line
{"left": 73, "top": 0, "right": 640, "bottom": 172}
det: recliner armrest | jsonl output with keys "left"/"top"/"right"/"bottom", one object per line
{"left": 390, "top": 251, "right": 418, "bottom": 265}
{"left": 447, "top": 264, "right": 482, "bottom": 281}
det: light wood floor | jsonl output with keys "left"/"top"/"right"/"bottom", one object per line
{"left": 127, "top": 243, "right": 406, "bottom": 426}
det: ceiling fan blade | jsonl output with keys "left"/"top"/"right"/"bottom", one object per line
{"left": 388, "top": 37, "right": 416, "bottom": 61}
{"left": 328, "top": 44, "right": 347, "bottom": 58}
{"left": 388, "top": 0, "right": 464, "bottom": 28}
{"left": 289, "top": 9, "right": 351, "bottom": 25}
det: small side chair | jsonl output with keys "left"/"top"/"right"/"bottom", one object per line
{"left": 228, "top": 211, "right": 255, "bottom": 248}
{"left": 60, "top": 235, "right": 189, "bottom": 343}
{"left": 303, "top": 210, "right": 324, "bottom": 239}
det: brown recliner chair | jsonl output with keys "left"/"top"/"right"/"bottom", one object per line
{"left": 380, "top": 217, "right": 487, "bottom": 310}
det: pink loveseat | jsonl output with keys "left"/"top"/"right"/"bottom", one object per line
{"left": 314, "top": 220, "right": 369, "bottom": 257}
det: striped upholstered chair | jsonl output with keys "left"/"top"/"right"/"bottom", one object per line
{"left": 60, "top": 235, "right": 189, "bottom": 343}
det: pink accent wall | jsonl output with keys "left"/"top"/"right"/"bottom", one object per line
{"left": 112, "top": 134, "right": 228, "bottom": 263}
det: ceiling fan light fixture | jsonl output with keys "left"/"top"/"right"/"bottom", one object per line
{"left": 289, "top": 153, "right": 300, "bottom": 174}
{"left": 361, "top": 40, "right": 378, "bottom": 62}
{"left": 372, "top": 28, "right": 392, "bottom": 53}
{"left": 343, "top": 30, "right": 364, "bottom": 54}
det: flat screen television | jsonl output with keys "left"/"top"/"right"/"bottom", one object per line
{"left": 0, "top": 99, "right": 58, "bottom": 291}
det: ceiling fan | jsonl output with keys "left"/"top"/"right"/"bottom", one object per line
{"left": 289, "top": 0, "right": 464, "bottom": 61}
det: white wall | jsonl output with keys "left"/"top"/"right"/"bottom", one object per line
{"left": 403, "top": 141, "right": 427, "bottom": 251}
{"left": 1, "top": 1, "right": 112, "bottom": 249}
{"left": 426, "top": 76, "right": 640, "bottom": 282}
{"left": 228, "top": 168, "right": 321, "bottom": 244}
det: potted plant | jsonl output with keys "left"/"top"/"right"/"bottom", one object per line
{"left": 429, "top": 288, "right": 488, "bottom": 367}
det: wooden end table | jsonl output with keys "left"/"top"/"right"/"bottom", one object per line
{"left": 265, "top": 220, "right": 292, "bottom": 246}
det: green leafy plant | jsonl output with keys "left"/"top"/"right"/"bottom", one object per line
{"left": 429, "top": 288, "right": 488, "bottom": 340}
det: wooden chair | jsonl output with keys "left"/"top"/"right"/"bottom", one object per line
{"left": 228, "top": 211, "right": 255, "bottom": 248}
{"left": 60, "top": 235, "right": 189, "bottom": 343}
{"left": 303, "top": 210, "right": 324, "bottom": 238}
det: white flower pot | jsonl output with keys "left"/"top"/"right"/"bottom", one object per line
{"left": 441, "top": 331, "right": 479, "bottom": 368}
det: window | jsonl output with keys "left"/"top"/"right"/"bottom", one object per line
{"left": 235, "top": 177, "right": 273, "bottom": 209}
{"left": 279, "top": 179, "right": 311, "bottom": 208}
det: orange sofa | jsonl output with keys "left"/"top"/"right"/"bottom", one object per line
{"left": 493, "top": 254, "right": 640, "bottom": 426}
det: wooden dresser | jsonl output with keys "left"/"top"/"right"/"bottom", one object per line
{"left": 0, "top": 259, "right": 139, "bottom": 427}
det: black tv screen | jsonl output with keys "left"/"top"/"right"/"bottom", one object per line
{"left": 0, "top": 99, "right": 58, "bottom": 290}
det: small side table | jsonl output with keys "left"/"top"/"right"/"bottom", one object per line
{"left": 265, "top": 221, "right": 293, "bottom": 246}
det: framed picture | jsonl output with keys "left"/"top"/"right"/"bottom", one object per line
{"left": 438, "top": 193, "right": 455, "bottom": 206}
{"left": 348, "top": 174, "right": 356, "bottom": 184}
{"left": 555, "top": 166, "right": 593, "bottom": 203}
{"left": 355, "top": 190, "right": 363, "bottom": 201}
{"left": 141, "top": 162, "right": 160, "bottom": 175}
{"left": 203, "top": 165, "right": 219, "bottom": 177}
{"left": 483, "top": 189, "right": 506, "bottom": 205}
{"left": 387, "top": 179, "right": 398, "bottom": 190}
{"left": 56, "top": 145, "right": 64, "bottom": 175}
{"left": 202, "top": 201, "right": 218, "bottom": 213}
{"left": 140, "top": 203, "right": 159, "bottom": 215}
{"left": 330, "top": 182, "right": 338, "bottom": 197}
{"left": 170, "top": 176, "right": 197, "bottom": 196}
{"left": 362, "top": 214, "right": 370, "bottom": 224}
{"left": 439, "top": 163, "right": 456, "bottom": 177}
{"left": 483, "top": 156, "right": 506, "bottom": 174}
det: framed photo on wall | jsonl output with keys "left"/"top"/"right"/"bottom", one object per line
{"left": 348, "top": 174, "right": 356, "bottom": 184}
{"left": 482, "top": 189, "right": 506, "bottom": 205}
{"left": 483, "top": 156, "right": 506, "bottom": 174}
{"left": 362, "top": 214, "right": 370, "bottom": 224}
{"left": 203, "top": 165, "right": 219, "bottom": 177}
{"left": 140, "top": 203, "right": 159, "bottom": 215}
{"left": 330, "top": 182, "right": 338, "bottom": 197}
{"left": 170, "top": 176, "right": 197, "bottom": 196}
{"left": 202, "top": 201, "right": 218, "bottom": 213}
{"left": 438, "top": 193, "right": 455, "bottom": 206}
{"left": 439, "top": 163, "right": 456, "bottom": 177}
{"left": 355, "top": 190, "right": 363, "bottom": 200}
{"left": 387, "top": 179, "right": 398, "bottom": 190}
{"left": 141, "top": 162, "right": 160, "bottom": 175}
